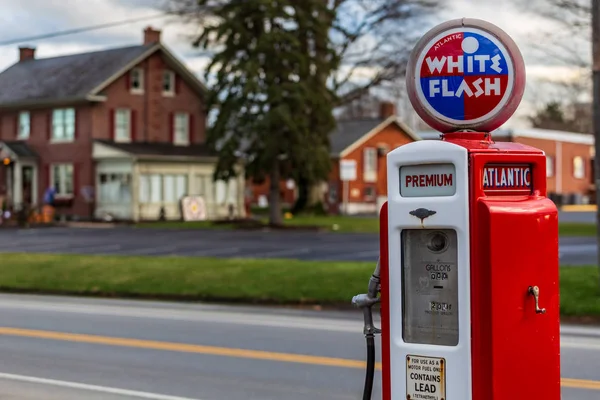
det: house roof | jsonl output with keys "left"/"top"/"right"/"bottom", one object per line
{"left": 94, "top": 140, "right": 215, "bottom": 159}
{"left": 330, "top": 116, "right": 420, "bottom": 156}
{"left": 417, "top": 128, "right": 594, "bottom": 145}
{"left": 0, "top": 43, "right": 207, "bottom": 109}
{"left": 330, "top": 118, "right": 385, "bottom": 154}
{"left": 498, "top": 128, "right": 595, "bottom": 145}
{"left": 0, "top": 45, "right": 152, "bottom": 107}
{"left": 0, "top": 141, "right": 38, "bottom": 158}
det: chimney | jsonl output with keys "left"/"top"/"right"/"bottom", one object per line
{"left": 379, "top": 101, "right": 396, "bottom": 119}
{"left": 143, "top": 26, "right": 161, "bottom": 45}
{"left": 18, "top": 46, "right": 36, "bottom": 62}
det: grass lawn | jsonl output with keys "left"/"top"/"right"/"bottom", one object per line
{"left": 136, "top": 215, "right": 595, "bottom": 236}
{"left": 557, "top": 222, "right": 596, "bottom": 237}
{"left": 560, "top": 267, "right": 600, "bottom": 317}
{"left": 0, "top": 253, "right": 599, "bottom": 318}
{"left": 0, "top": 253, "right": 373, "bottom": 304}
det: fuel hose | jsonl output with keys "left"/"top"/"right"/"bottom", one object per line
{"left": 362, "top": 333, "right": 376, "bottom": 400}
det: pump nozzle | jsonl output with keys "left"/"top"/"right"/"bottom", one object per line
{"left": 352, "top": 258, "right": 381, "bottom": 335}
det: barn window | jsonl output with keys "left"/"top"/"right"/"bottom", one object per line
{"left": 573, "top": 156, "right": 585, "bottom": 179}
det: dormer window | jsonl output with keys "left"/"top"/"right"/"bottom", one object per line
{"left": 163, "top": 70, "right": 175, "bottom": 96}
{"left": 130, "top": 68, "right": 144, "bottom": 94}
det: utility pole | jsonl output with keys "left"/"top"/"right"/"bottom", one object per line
{"left": 593, "top": 0, "right": 600, "bottom": 286}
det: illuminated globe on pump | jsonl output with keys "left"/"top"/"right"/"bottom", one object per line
{"left": 405, "top": 18, "right": 526, "bottom": 133}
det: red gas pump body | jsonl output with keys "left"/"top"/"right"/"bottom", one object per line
{"left": 379, "top": 132, "right": 561, "bottom": 399}
{"left": 457, "top": 132, "right": 561, "bottom": 399}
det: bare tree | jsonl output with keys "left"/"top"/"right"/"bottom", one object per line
{"left": 336, "top": 92, "right": 384, "bottom": 120}
{"left": 165, "top": 0, "right": 444, "bottom": 107}
{"left": 329, "top": 0, "right": 442, "bottom": 105}
{"left": 512, "top": 0, "right": 592, "bottom": 127}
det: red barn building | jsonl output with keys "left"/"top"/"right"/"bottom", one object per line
{"left": 419, "top": 127, "right": 595, "bottom": 204}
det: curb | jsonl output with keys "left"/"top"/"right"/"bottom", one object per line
{"left": 561, "top": 324, "right": 600, "bottom": 338}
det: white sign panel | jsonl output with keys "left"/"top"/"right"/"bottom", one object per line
{"left": 400, "top": 163, "right": 456, "bottom": 197}
{"left": 406, "top": 355, "right": 446, "bottom": 400}
{"left": 340, "top": 160, "right": 357, "bottom": 181}
{"left": 181, "top": 196, "right": 207, "bottom": 221}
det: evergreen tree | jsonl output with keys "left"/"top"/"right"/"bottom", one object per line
{"left": 290, "top": 1, "right": 338, "bottom": 214}
{"left": 194, "top": 0, "right": 338, "bottom": 224}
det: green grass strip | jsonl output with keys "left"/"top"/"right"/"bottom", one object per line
{"left": 0, "top": 253, "right": 599, "bottom": 318}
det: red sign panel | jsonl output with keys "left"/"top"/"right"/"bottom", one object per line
{"left": 482, "top": 164, "right": 532, "bottom": 194}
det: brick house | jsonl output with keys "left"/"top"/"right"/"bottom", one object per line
{"left": 249, "top": 102, "right": 421, "bottom": 214}
{"left": 0, "top": 27, "right": 245, "bottom": 221}
{"left": 419, "top": 127, "right": 595, "bottom": 203}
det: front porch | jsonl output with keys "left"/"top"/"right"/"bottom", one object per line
{"left": 93, "top": 140, "right": 246, "bottom": 222}
{"left": 0, "top": 141, "right": 39, "bottom": 212}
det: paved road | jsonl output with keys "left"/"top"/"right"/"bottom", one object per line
{"left": 0, "top": 294, "right": 597, "bottom": 399}
{"left": 0, "top": 226, "right": 595, "bottom": 265}
{"left": 560, "top": 211, "right": 595, "bottom": 223}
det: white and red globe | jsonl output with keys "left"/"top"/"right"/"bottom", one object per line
{"left": 406, "top": 18, "right": 526, "bottom": 133}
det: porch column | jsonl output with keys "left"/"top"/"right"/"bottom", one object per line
{"left": 31, "top": 165, "right": 38, "bottom": 206}
{"left": 12, "top": 160, "right": 22, "bottom": 209}
{"left": 5, "top": 165, "right": 12, "bottom": 208}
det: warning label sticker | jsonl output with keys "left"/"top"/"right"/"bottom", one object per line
{"left": 406, "top": 355, "right": 446, "bottom": 400}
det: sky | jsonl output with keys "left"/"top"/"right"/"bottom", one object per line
{"left": 0, "top": 0, "right": 587, "bottom": 130}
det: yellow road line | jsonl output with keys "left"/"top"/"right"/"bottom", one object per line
{"left": 0, "top": 327, "right": 379, "bottom": 370}
{"left": 0, "top": 327, "right": 598, "bottom": 391}
{"left": 561, "top": 204, "right": 597, "bottom": 212}
{"left": 561, "top": 377, "right": 600, "bottom": 390}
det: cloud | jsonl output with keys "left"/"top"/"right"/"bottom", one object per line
{"left": 0, "top": 0, "right": 207, "bottom": 72}
{"left": 0, "top": 0, "right": 579, "bottom": 131}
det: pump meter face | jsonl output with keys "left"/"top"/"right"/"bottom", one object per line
{"left": 401, "top": 229, "right": 458, "bottom": 346}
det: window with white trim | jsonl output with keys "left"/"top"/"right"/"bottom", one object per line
{"left": 573, "top": 156, "right": 585, "bottom": 179}
{"left": 174, "top": 113, "right": 190, "bottom": 146}
{"left": 139, "top": 175, "right": 150, "bottom": 203}
{"left": 328, "top": 183, "right": 338, "bottom": 203}
{"left": 18, "top": 111, "right": 30, "bottom": 139}
{"left": 164, "top": 175, "right": 176, "bottom": 203}
{"left": 51, "top": 164, "right": 74, "bottom": 197}
{"left": 138, "top": 174, "right": 188, "bottom": 204}
{"left": 163, "top": 70, "right": 175, "bottom": 95}
{"left": 115, "top": 109, "right": 131, "bottom": 142}
{"left": 216, "top": 180, "right": 227, "bottom": 204}
{"left": 175, "top": 175, "right": 187, "bottom": 199}
{"left": 227, "top": 178, "right": 237, "bottom": 204}
{"left": 363, "top": 147, "right": 377, "bottom": 183}
{"left": 130, "top": 68, "right": 144, "bottom": 94}
{"left": 99, "top": 173, "right": 131, "bottom": 203}
{"left": 52, "top": 108, "right": 75, "bottom": 142}
{"left": 150, "top": 174, "right": 162, "bottom": 203}
{"left": 364, "top": 186, "right": 376, "bottom": 201}
{"left": 546, "top": 156, "right": 554, "bottom": 178}
{"left": 194, "top": 174, "right": 211, "bottom": 196}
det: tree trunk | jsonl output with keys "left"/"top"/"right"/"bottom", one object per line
{"left": 292, "top": 175, "right": 309, "bottom": 214}
{"left": 268, "top": 163, "right": 282, "bottom": 225}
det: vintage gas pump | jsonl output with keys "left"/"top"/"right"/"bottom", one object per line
{"left": 353, "top": 18, "right": 561, "bottom": 400}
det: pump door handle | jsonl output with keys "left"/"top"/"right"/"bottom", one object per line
{"left": 528, "top": 286, "right": 546, "bottom": 314}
